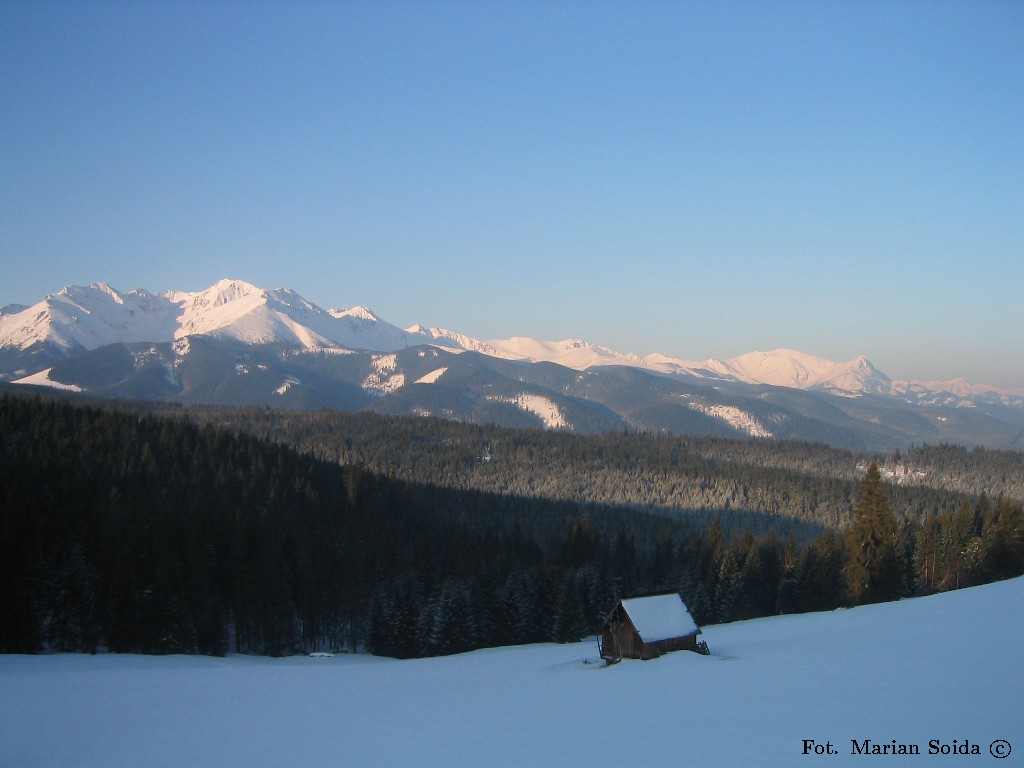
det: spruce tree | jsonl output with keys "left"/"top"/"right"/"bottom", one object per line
{"left": 844, "top": 463, "right": 904, "bottom": 605}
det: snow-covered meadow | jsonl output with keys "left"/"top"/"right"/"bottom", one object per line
{"left": 2, "top": 577, "right": 1020, "bottom": 767}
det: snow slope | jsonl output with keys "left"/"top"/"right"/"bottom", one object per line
{"left": 689, "top": 401, "right": 774, "bottom": 438}
{"left": 486, "top": 392, "right": 568, "bottom": 429}
{"left": 1, "top": 577, "right": 1019, "bottom": 768}
{"left": 8, "top": 368, "right": 83, "bottom": 391}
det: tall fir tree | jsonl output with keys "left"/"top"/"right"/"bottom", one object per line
{"left": 844, "top": 463, "right": 905, "bottom": 605}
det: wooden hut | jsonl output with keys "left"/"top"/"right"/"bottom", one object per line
{"left": 599, "top": 593, "right": 704, "bottom": 661}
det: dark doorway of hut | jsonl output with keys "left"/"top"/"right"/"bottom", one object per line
{"left": 597, "top": 593, "right": 710, "bottom": 665}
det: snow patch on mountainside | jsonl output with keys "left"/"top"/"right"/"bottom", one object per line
{"left": 487, "top": 393, "right": 568, "bottom": 429}
{"left": 415, "top": 367, "right": 448, "bottom": 384}
{"left": 12, "top": 367, "right": 84, "bottom": 391}
{"left": 372, "top": 354, "right": 397, "bottom": 373}
{"left": 363, "top": 354, "right": 406, "bottom": 394}
{"left": 690, "top": 402, "right": 772, "bottom": 438}
{"left": 275, "top": 376, "right": 301, "bottom": 395}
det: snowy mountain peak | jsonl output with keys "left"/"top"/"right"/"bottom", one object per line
{"left": 173, "top": 280, "right": 274, "bottom": 341}
{"left": 329, "top": 306, "right": 381, "bottom": 323}
{"left": 679, "top": 348, "right": 892, "bottom": 395}
{"left": 727, "top": 348, "right": 839, "bottom": 384}
{"left": 408, "top": 327, "right": 504, "bottom": 356}
{"left": 1, "top": 279, "right": 1017, "bottom": 411}
{"left": 0, "top": 282, "right": 182, "bottom": 352}
{"left": 83, "top": 282, "right": 124, "bottom": 304}
{"left": 172, "top": 278, "right": 263, "bottom": 310}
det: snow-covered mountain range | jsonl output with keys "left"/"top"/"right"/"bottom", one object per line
{"left": 2, "top": 279, "right": 1022, "bottom": 450}
{"left": 0, "top": 279, "right": 410, "bottom": 354}
{"left": 2, "top": 278, "right": 1015, "bottom": 397}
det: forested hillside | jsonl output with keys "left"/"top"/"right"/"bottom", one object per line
{"left": 2, "top": 393, "right": 1022, "bottom": 659}
{"left": 187, "top": 406, "right": 1024, "bottom": 529}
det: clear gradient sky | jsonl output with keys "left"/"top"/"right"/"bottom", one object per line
{"left": 2, "top": 1, "right": 1021, "bottom": 387}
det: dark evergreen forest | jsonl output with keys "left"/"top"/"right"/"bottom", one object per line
{"left": 183, "top": 406, "right": 1024, "bottom": 529}
{"left": 2, "top": 393, "right": 1022, "bottom": 659}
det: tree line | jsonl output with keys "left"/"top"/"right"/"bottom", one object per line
{"left": 1, "top": 393, "right": 1022, "bottom": 659}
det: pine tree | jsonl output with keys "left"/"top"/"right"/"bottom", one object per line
{"left": 798, "top": 530, "right": 845, "bottom": 612}
{"left": 713, "top": 551, "right": 741, "bottom": 623}
{"left": 844, "top": 463, "right": 904, "bottom": 605}
{"left": 983, "top": 499, "right": 1024, "bottom": 580}
{"left": 913, "top": 514, "right": 942, "bottom": 595}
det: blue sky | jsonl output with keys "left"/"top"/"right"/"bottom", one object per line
{"left": 2, "top": 1, "right": 1021, "bottom": 386}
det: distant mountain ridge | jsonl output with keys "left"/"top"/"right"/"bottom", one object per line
{"left": 2, "top": 279, "right": 1022, "bottom": 451}
{"left": 2, "top": 278, "right": 1017, "bottom": 398}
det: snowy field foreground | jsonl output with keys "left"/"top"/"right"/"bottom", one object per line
{"left": 2, "top": 578, "right": 1021, "bottom": 768}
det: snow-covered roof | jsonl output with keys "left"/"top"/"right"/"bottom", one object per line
{"left": 620, "top": 594, "right": 700, "bottom": 642}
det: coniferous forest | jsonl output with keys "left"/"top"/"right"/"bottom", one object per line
{"left": 1, "top": 392, "right": 1022, "bottom": 658}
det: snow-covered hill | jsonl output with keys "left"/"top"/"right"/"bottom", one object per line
{"left": 1, "top": 577, "right": 1019, "bottom": 767}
